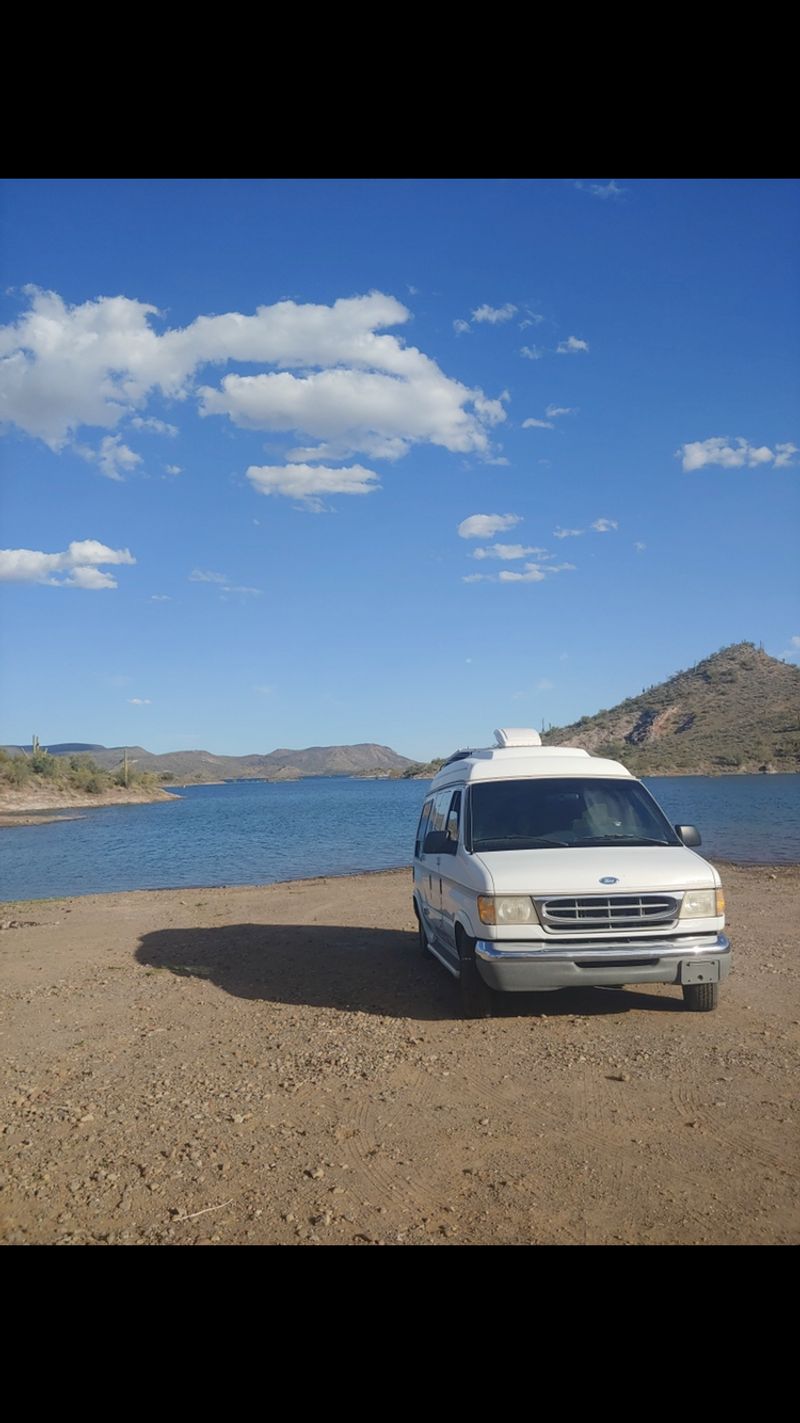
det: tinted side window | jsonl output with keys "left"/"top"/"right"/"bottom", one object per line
{"left": 429, "top": 789, "right": 453, "bottom": 835}
{"left": 446, "top": 790, "right": 461, "bottom": 845}
{"left": 415, "top": 800, "right": 433, "bottom": 856}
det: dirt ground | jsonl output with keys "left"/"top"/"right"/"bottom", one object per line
{"left": 1, "top": 863, "right": 798, "bottom": 1245}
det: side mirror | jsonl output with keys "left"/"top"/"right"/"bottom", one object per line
{"left": 423, "top": 830, "right": 457, "bottom": 855}
{"left": 675, "top": 824, "right": 701, "bottom": 847}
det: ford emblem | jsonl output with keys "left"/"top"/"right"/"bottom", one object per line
{"left": 599, "top": 876, "right": 619, "bottom": 884}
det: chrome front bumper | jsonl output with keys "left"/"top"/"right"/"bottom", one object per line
{"left": 474, "top": 933, "right": 731, "bottom": 992}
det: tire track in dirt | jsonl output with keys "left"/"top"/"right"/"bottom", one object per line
{"left": 339, "top": 1069, "right": 447, "bottom": 1219}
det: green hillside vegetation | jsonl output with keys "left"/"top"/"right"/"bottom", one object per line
{"left": 399, "top": 758, "right": 447, "bottom": 780}
{"left": 542, "top": 643, "right": 800, "bottom": 775}
{"left": 0, "top": 744, "right": 162, "bottom": 796}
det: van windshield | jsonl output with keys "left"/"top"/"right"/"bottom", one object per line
{"left": 469, "top": 778, "right": 681, "bottom": 852}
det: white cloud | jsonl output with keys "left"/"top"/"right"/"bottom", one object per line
{"left": 553, "top": 526, "right": 584, "bottom": 539}
{"left": 247, "top": 462, "right": 379, "bottom": 508}
{"left": 0, "top": 539, "right": 135, "bottom": 589}
{"left": 453, "top": 319, "right": 471, "bottom": 335}
{"left": 75, "top": 434, "right": 142, "bottom": 482}
{"left": 545, "top": 405, "right": 577, "bottom": 418}
{"left": 0, "top": 287, "right": 505, "bottom": 466}
{"left": 130, "top": 416, "right": 178, "bottom": 436}
{"left": 476, "top": 561, "right": 576, "bottom": 586}
{"left": 150, "top": 594, "right": 171, "bottom": 601}
{"left": 473, "top": 543, "right": 549, "bottom": 561}
{"left": 520, "top": 345, "right": 544, "bottom": 360}
{"left": 68, "top": 566, "right": 118, "bottom": 589}
{"left": 472, "top": 389, "right": 509, "bottom": 426}
{"left": 190, "top": 567, "right": 262, "bottom": 595}
{"left": 519, "top": 313, "right": 545, "bottom": 330}
{"left": 472, "top": 303, "right": 517, "bottom": 324}
{"left": 220, "top": 585, "right": 262, "bottom": 597}
{"left": 499, "top": 565, "right": 547, "bottom": 583}
{"left": 128, "top": 698, "right": 152, "bottom": 705}
{"left": 678, "top": 437, "right": 796, "bottom": 472}
{"left": 199, "top": 364, "right": 500, "bottom": 463}
{"left": 164, "top": 464, "right": 182, "bottom": 476}
{"left": 592, "top": 518, "right": 618, "bottom": 532}
{"left": 634, "top": 541, "right": 646, "bottom": 552}
{"left": 458, "top": 513, "right": 522, "bottom": 539}
{"left": 536, "top": 678, "right": 555, "bottom": 691}
{"left": 576, "top": 179, "right": 627, "bottom": 200}
{"left": 556, "top": 336, "right": 589, "bottom": 354}
{"left": 522, "top": 417, "right": 554, "bottom": 430}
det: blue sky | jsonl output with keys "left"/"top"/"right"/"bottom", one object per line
{"left": 1, "top": 178, "right": 798, "bottom": 761}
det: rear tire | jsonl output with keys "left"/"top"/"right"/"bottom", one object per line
{"left": 682, "top": 981, "right": 719, "bottom": 1012}
{"left": 456, "top": 928, "right": 495, "bottom": 1019}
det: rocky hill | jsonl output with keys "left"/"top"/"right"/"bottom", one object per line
{"left": 542, "top": 643, "right": 800, "bottom": 774}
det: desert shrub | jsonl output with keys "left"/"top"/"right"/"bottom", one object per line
{"left": 1, "top": 756, "right": 32, "bottom": 787}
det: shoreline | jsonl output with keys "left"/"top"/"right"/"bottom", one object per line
{"left": 2, "top": 856, "right": 798, "bottom": 907}
{"left": 0, "top": 785, "right": 178, "bottom": 828}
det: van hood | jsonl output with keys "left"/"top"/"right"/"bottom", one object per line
{"left": 473, "top": 845, "right": 719, "bottom": 895}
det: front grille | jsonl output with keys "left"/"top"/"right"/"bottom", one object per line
{"left": 536, "top": 894, "right": 680, "bottom": 932}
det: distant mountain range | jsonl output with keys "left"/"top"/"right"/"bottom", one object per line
{"left": 1, "top": 742, "right": 414, "bottom": 782}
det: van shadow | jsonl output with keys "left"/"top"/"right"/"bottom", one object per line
{"left": 135, "top": 924, "right": 684, "bottom": 1020}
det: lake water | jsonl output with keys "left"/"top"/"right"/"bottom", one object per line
{"left": 2, "top": 774, "right": 799, "bottom": 902}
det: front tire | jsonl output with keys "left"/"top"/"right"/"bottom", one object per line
{"left": 682, "top": 981, "right": 719, "bottom": 1012}
{"left": 456, "top": 928, "right": 495, "bottom": 1019}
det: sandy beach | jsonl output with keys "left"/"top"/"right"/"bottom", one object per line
{"left": 1, "top": 862, "right": 798, "bottom": 1245}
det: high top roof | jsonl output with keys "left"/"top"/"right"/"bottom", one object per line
{"left": 430, "top": 730, "right": 633, "bottom": 790}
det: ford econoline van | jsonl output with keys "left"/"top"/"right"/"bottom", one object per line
{"left": 412, "top": 729, "right": 730, "bottom": 1018}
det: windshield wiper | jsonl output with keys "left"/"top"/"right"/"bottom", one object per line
{"left": 573, "top": 835, "right": 672, "bottom": 847}
{"left": 476, "top": 837, "right": 569, "bottom": 850}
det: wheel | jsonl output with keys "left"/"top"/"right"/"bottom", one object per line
{"left": 682, "top": 981, "right": 719, "bottom": 1012}
{"left": 456, "top": 928, "right": 495, "bottom": 1019}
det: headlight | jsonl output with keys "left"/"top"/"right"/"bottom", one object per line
{"left": 477, "top": 895, "right": 537, "bottom": 926}
{"left": 680, "top": 888, "right": 725, "bottom": 918}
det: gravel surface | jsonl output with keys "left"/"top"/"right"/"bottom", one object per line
{"left": 1, "top": 863, "right": 798, "bottom": 1245}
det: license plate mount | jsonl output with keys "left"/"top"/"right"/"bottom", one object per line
{"left": 681, "top": 958, "right": 720, "bottom": 985}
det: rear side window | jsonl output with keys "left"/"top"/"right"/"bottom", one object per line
{"left": 446, "top": 790, "right": 461, "bottom": 845}
{"left": 418, "top": 789, "right": 461, "bottom": 853}
{"left": 429, "top": 790, "right": 453, "bottom": 835}
{"left": 415, "top": 799, "right": 433, "bottom": 856}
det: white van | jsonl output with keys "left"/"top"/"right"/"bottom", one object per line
{"left": 412, "top": 729, "right": 730, "bottom": 1018}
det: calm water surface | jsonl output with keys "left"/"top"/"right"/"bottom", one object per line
{"left": 2, "top": 774, "right": 798, "bottom": 901}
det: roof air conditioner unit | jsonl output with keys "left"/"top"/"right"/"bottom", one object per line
{"left": 493, "top": 728, "right": 542, "bottom": 748}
